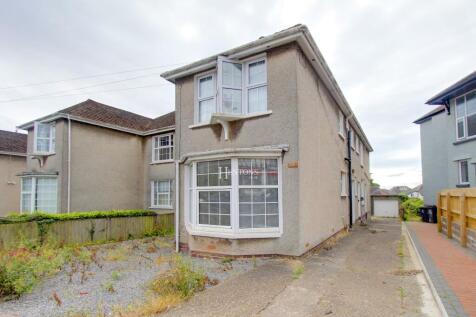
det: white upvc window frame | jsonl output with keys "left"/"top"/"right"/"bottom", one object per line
{"left": 458, "top": 160, "right": 469, "bottom": 185}
{"left": 193, "top": 54, "right": 268, "bottom": 125}
{"left": 33, "top": 122, "right": 56, "bottom": 155}
{"left": 184, "top": 153, "right": 283, "bottom": 239}
{"left": 360, "top": 143, "right": 364, "bottom": 166}
{"left": 340, "top": 171, "right": 347, "bottom": 197}
{"left": 150, "top": 179, "right": 173, "bottom": 209}
{"left": 195, "top": 71, "right": 217, "bottom": 124}
{"left": 152, "top": 133, "right": 174, "bottom": 163}
{"left": 455, "top": 89, "right": 476, "bottom": 141}
{"left": 338, "top": 111, "right": 345, "bottom": 139}
{"left": 20, "top": 176, "right": 58, "bottom": 213}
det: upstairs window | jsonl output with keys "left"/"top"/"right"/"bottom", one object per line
{"left": 338, "top": 111, "right": 345, "bottom": 137}
{"left": 152, "top": 134, "right": 174, "bottom": 162}
{"left": 195, "top": 56, "right": 268, "bottom": 124}
{"left": 34, "top": 122, "right": 55, "bottom": 154}
{"left": 455, "top": 90, "right": 476, "bottom": 140}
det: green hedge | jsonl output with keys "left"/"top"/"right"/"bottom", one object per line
{"left": 0, "top": 210, "right": 157, "bottom": 225}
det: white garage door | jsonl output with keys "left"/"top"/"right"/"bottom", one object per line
{"left": 374, "top": 199, "right": 399, "bottom": 217}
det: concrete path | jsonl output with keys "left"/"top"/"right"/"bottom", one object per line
{"left": 408, "top": 222, "right": 476, "bottom": 317}
{"left": 164, "top": 219, "right": 437, "bottom": 316}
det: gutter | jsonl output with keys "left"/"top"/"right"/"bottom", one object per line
{"left": 0, "top": 151, "right": 27, "bottom": 157}
{"left": 344, "top": 115, "right": 354, "bottom": 228}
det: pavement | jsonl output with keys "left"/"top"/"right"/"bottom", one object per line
{"left": 163, "top": 218, "right": 438, "bottom": 317}
{"left": 408, "top": 222, "right": 476, "bottom": 317}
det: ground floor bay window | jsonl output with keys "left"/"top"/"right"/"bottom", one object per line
{"left": 21, "top": 176, "right": 58, "bottom": 213}
{"left": 185, "top": 155, "right": 283, "bottom": 238}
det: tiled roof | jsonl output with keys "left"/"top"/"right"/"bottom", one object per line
{"left": 149, "top": 111, "right": 175, "bottom": 130}
{"left": 0, "top": 130, "right": 27, "bottom": 154}
{"left": 59, "top": 99, "right": 160, "bottom": 132}
{"left": 414, "top": 105, "right": 446, "bottom": 124}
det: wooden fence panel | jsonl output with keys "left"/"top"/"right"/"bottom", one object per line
{"left": 0, "top": 213, "right": 174, "bottom": 250}
{"left": 438, "top": 188, "right": 476, "bottom": 252}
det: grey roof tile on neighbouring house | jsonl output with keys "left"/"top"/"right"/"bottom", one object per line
{"left": 370, "top": 187, "right": 395, "bottom": 196}
{"left": 18, "top": 99, "right": 175, "bottom": 134}
{"left": 413, "top": 105, "right": 446, "bottom": 124}
{"left": 426, "top": 70, "right": 476, "bottom": 105}
{"left": 0, "top": 130, "right": 27, "bottom": 155}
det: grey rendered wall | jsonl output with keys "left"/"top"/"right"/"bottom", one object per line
{"left": 25, "top": 120, "right": 67, "bottom": 212}
{"left": 446, "top": 99, "right": 476, "bottom": 189}
{"left": 68, "top": 122, "right": 144, "bottom": 212}
{"left": 295, "top": 49, "right": 371, "bottom": 254}
{"left": 176, "top": 44, "right": 301, "bottom": 256}
{"left": 143, "top": 135, "right": 175, "bottom": 214}
{"left": 0, "top": 155, "right": 26, "bottom": 215}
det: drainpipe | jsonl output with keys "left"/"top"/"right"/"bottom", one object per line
{"left": 175, "top": 160, "right": 179, "bottom": 252}
{"left": 345, "top": 115, "right": 354, "bottom": 229}
{"left": 67, "top": 115, "right": 72, "bottom": 213}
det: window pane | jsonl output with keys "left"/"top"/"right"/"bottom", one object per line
{"left": 251, "top": 159, "right": 265, "bottom": 185}
{"left": 197, "top": 160, "right": 231, "bottom": 187}
{"left": 198, "top": 190, "right": 231, "bottom": 226}
{"left": 222, "top": 62, "right": 242, "bottom": 88}
{"left": 457, "top": 119, "right": 465, "bottom": 139}
{"left": 158, "top": 194, "right": 170, "bottom": 206}
{"left": 199, "top": 76, "right": 214, "bottom": 98}
{"left": 37, "top": 124, "right": 51, "bottom": 138}
{"left": 265, "top": 159, "right": 278, "bottom": 185}
{"left": 158, "top": 181, "right": 170, "bottom": 193}
{"left": 22, "top": 193, "right": 32, "bottom": 213}
{"left": 37, "top": 139, "right": 50, "bottom": 152}
{"left": 460, "top": 161, "right": 469, "bottom": 183}
{"left": 22, "top": 178, "right": 32, "bottom": 191}
{"left": 238, "top": 159, "right": 252, "bottom": 185}
{"left": 248, "top": 60, "right": 266, "bottom": 85}
{"left": 466, "top": 91, "right": 476, "bottom": 115}
{"left": 35, "top": 178, "right": 57, "bottom": 213}
{"left": 222, "top": 88, "right": 242, "bottom": 113}
{"left": 248, "top": 86, "right": 267, "bottom": 113}
{"left": 467, "top": 114, "right": 476, "bottom": 137}
{"left": 160, "top": 135, "right": 170, "bottom": 146}
{"left": 252, "top": 188, "right": 265, "bottom": 202}
{"left": 159, "top": 148, "right": 170, "bottom": 160}
{"left": 266, "top": 188, "right": 278, "bottom": 202}
{"left": 199, "top": 99, "right": 215, "bottom": 122}
{"left": 456, "top": 97, "right": 465, "bottom": 118}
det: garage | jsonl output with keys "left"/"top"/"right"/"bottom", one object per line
{"left": 371, "top": 193, "right": 400, "bottom": 218}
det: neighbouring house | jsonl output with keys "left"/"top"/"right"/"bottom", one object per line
{"left": 415, "top": 70, "right": 476, "bottom": 206}
{"left": 0, "top": 130, "right": 27, "bottom": 216}
{"left": 17, "top": 99, "right": 175, "bottom": 214}
{"left": 389, "top": 185, "right": 411, "bottom": 195}
{"left": 161, "top": 24, "right": 372, "bottom": 257}
{"left": 407, "top": 184, "right": 423, "bottom": 200}
{"left": 370, "top": 187, "right": 401, "bottom": 218}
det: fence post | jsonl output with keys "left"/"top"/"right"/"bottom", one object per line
{"left": 447, "top": 193, "right": 453, "bottom": 239}
{"left": 437, "top": 193, "right": 442, "bottom": 233}
{"left": 460, "top": 193, "right": 467, "bottom": 247}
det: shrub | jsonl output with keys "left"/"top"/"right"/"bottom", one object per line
{"left": 401, "top": 198, "right": 424, "bottom": 221}
{"left": 0, "top": 240, "right": 91, "bottom": 298}
{"left": 151, "top": 254, "right": 206, "bottom": 299}
{"left": 0, "top": 210, "right": 157, "bottom": 225}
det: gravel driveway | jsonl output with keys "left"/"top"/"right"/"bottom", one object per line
{"left": 0, "top": 237, "right": 267, "bottom": 317}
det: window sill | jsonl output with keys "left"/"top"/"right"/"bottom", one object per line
{"left": 456, "top": 183, "right": 470, "bottom": 188}
{"left": 454, "top": 136, "right": 476, "bottom": 145}
{"left": 149, "top": 206, "right": 173, "bottom": 210}
{"left": 189, "top": 111, "right": 273, "bottom": 129}
{"left": 186, "top": 226, "right": 282, "bottom": 239}
{"left": 31, "top": 152, "right": 55, "bottom": 156}
{"left": 150, "top": 159, "right": 174, "bottom": 165}
{"left": 340, "top": 194, "right": 347, "bottom": 198}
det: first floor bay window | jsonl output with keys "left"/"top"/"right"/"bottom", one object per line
{"left": 21, "top": 176, "right": 58, "bottom": 213}
{"left": 186, "top": 156, "right": 282, "bottom": 238}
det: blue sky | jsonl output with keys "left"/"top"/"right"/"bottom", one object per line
{"left": 0, "top": 0, "right": 475, "bottom": 188}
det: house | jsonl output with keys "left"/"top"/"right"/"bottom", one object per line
{"left": 370, "top": 187, "right": 401, "bottom": 218}
{"left": 161, "top": 24, "right": 372, "bottom": 257}
{"left": 17, "top": 99, "right": 176, "bottom": 214}
{"left": 407, "top": 184, "right": 423, "bottom": 200}
{"left": 389, "top": 185, "right": 411, "bottom": 195}
{"left": 415, "top": 70, "right": 476, "bottom": 206}
{"left": 0, "top": 130, "right": 27, "bottom": 215}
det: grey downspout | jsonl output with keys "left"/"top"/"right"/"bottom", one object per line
{"left": 345, "top": 128, "right": 353, "bottom": 229}
{"left": 67, "top": 115, "right": 72, "bottom": 213}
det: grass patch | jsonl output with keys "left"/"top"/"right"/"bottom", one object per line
{"left": 290, "top": 260, "right": 304, "bottom": 279}
{"left": 0, "top": 239, "right": 92, "bottom": 299}
{"left": 120, "top": 254, "right": 207, "bottom": 316}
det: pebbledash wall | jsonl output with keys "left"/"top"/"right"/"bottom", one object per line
{"left": 174, "top": 44, "right": 370, "bottom": 257}
{"left": 0, "top": 154, "right": 26, "bottom": 216}
{"left": 24, "top": 120, "right": 175, "bottom": 214}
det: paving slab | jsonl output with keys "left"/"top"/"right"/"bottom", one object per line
{"left": 408, "top": 222, "right": 476, "bottom": 317}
